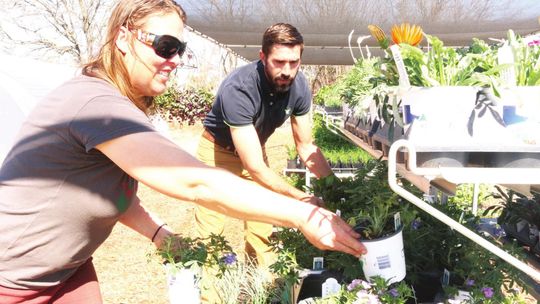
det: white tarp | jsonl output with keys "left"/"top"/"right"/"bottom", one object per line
{"left": 179, "top": 0, "right": 540, "bottom": 65}
{"left": 0, "top": 54, "right": 77, "bottom": 163}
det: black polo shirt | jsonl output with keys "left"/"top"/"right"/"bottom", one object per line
{"left": 203, "top": 60, "right": 311, "bottom": 149}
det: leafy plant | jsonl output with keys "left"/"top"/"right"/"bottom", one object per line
{"left": 154, "top": 85, "right": 214, "bottom": 125}
{"left": 155, "top": 233, "right": 236, "bottom": 278}
{"left": 214, "top": 258, "right": 275, "bottom": 304}
{"left": 483, "top": 186, "right": 540, "bottom": 227}
{"left": 286, "top": 145, "right": 298, "bottom": 161}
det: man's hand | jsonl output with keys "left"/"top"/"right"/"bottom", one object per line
{"left": 300, "top": 195, "right": 325, "bottom": 207}
{"left": 297, "top": 207, "right": 367, "bottom": 257}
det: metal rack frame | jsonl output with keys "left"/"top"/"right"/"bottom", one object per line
{"left": 388, "top": 139, "right": 540, "bottom": 282}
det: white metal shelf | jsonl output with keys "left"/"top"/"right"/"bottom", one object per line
{"left": 388, "top": 139, "right": 540, "bottom": 283}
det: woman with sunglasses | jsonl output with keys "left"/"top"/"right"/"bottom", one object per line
{"left": 0, "top": 0, "right": 366, "bottom": 302}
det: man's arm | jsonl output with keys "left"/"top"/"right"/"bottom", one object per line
{"left": 291, "top": 113, "right": 333, "bottom": 178}
{"left": 230, "top": 125, "right": 314, "bottom": 202}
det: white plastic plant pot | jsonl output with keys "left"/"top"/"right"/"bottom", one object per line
{"left": 164, "top": 264, "right": 201, "bottom": 304}
{"left": 359, "top": 226, "right": 406, "bottom": 284}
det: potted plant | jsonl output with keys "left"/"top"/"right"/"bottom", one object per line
{"left": 305, "top": 276, "right": 414, "bottom": 304}
{"left": 484, "top": 186, "right": 540, "bottom": 254}
{"left": 286, "top": 145, "right": 299, "bottom": 169}
{"left": 348, "top": 200, "right": 407, "bottom": 284}
{"left": 154, "top": 233, "right": 237, "bottom": 304}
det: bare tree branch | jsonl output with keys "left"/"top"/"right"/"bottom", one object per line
{"left": 0, "top": 0, "right": 111, "bottom": 64}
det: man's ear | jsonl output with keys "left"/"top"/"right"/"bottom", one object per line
{"left": 116, "top": 26, "right": 130, "bottom": 55}
{"left": 259, "top": 49, "right": 265, "bottom": 63}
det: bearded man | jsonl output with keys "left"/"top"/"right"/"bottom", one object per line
{"left": 196, "top": 23, "right": 333, "bottom": 270}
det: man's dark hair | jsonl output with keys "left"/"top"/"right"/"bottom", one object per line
{"left": 261, "top": 23, "right": 304, "bottom": 56}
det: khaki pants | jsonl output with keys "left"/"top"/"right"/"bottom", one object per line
{"left": 195, "top": 136, "right": 276, "bottom": 303}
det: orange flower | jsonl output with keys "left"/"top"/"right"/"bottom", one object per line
{"left": 391, "top": 23, "right": 423, "bottom": 46}
{"left": 368, "top": 24, "right": 389, "bottom": 49}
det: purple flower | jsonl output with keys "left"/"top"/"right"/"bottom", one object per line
{"left": 493, "top": 227, "right": 505, "bottom": 238}
{"left": 481, "top": 287, "right": 494, "bottom": 299}
{"left": 388, "top": 288, "right": 399, "bottom": 297}
{"left": 411, "top": 219, "right": 422, "bottom": 230}
{"left": 222, "top": 253, "right": 237, "bottom": 265}
{"left": 347, "top": 279, "right": 371, "bottom": 291}
{"left": 347, "top": 279, "right": 362, "bottom": 291}
{"left": 465, "top": 278, "right": 475, "bottom": 287}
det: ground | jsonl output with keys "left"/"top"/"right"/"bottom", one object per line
{"left": 93, "top": 121, "right": 295, "bottom": 304}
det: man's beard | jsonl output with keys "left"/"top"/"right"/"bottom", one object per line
{"left": 272, "top": 75, "right": 294, "bottom": 93}
{"left": 264, "top": 64, "right": 295, "bottom": 93}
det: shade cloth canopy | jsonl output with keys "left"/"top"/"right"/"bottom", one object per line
{"left": 179, "top": 0, "right": 540, "bottom": 65}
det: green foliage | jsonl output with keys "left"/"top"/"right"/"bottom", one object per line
{"left": 484, "top": 186, "right": 540, "bottom": 228}
{"left": 214, "top": 259, "right": 275, "bottom": 304}
{"left": 155, "top": 233, "right": 235, "bottom": 278}
{"left": 274, "top": 158, "right": 420, "bottom": 281}
{"left": 339, "top": 58, "right": 381, "bottom": 108}
{"left": 313, "top": 113, "right": 372, "bottom": 165}
{"left": 154, "top": 85, "right": 214, "bottom": 125}
{"left": 447, "top": 183, "right": 491, "bottom": 213}
{"left": 506, "top": 30, "right": 540, "bottom": 86}
{"left": 285, "top": 145, "right": 298, "bottom": 160}
{"left": 268, "top": 249, "right": 301, "bottom": 304}
{"left": 313, "top": 82, "right": 344, "bottom": 108}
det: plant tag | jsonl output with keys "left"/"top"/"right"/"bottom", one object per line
{"left": 451, "top": 290, "right": 472, "bottom": 302}
{"left": 322, "top": 278, "right": 340, "bottom": 297}
{"left": 516, "top": 219, "right": 527, "bottom": 232}
{"left": 336, "top": 209, "right": 341, "bottom": 217}
{"left": 390, "top": 45, "right": 410, "bottom": 88}
{"left": 442, "top": 268, "right": 450, "bottom": 286}
{"left": 394, "top": 212, "right": 401, "bottom": 231}
{"left": 422, "top": 194, "right": 436, "bottom": 203}
{"left": 497, "top": 44, "right": 516, "bottom": 86}
{"left": 313, "top": 257, "right": 324, "bottom": 271}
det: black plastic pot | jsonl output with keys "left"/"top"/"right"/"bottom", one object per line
{"left": 406, "top": 271, "right": 443, "bottom": 304}
{"left": 296, "top": 270, "right": 343, "bottom": 302}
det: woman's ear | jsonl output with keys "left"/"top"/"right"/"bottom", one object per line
{"left": 116, "top": 26, "right": 130, "bottom": 55}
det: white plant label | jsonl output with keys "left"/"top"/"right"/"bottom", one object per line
{"left": 322, "top": 278, "right": 341, "bottom": 297}
{"left": 313, "top": 257, "right": 324, "bottom": 270}
{"left": 497, "top": 44, "right": 516, "bottom": 86}
{"left": 394, "top": 212, "right": 401, "bottom": 231}
{"left": 442, "top": 268, "right": 450, "bottom": 286}
{"left": 390, "top": 45, "right": 410, "bottom": 88}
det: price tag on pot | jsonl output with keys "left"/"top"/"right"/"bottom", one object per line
{"left": 394, "top": 212, "right": 401, "bottom": 231}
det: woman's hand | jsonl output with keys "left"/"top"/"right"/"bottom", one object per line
{"left": 297, "top": 207, "right": 367, "bottom": 257}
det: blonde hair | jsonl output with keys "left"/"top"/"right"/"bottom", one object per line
{"left": 82, "top": 0, "right": 186, "bottom": 113}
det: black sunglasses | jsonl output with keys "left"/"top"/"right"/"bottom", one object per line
{"left": 132, "top": 29, "right": 187, "bottom": 59}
